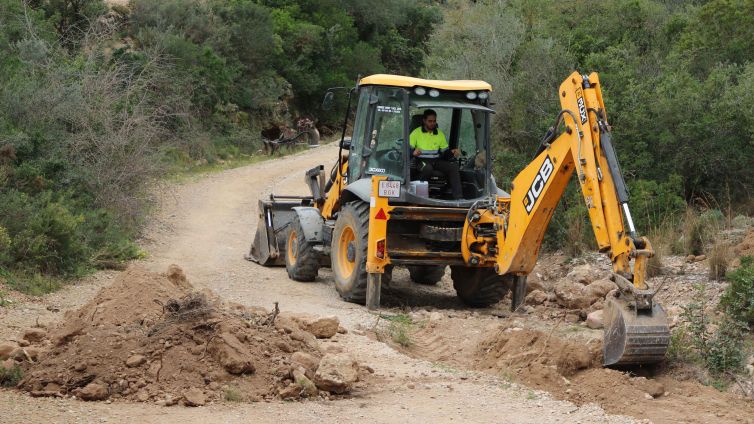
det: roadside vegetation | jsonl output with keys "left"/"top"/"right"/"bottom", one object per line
{"left": 0, "top": 0, "right": 438, "bottom": 293}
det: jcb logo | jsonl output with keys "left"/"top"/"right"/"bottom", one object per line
{"left": 523, "top": 156, "right": 554, "bottom": 214}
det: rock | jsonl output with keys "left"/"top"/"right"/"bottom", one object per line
{"left": 183, "top": 388, "right": 205, "bottom": 406}
{"left": 1, "top": 358, "right": 14, "bottom": 370}
{"left": 278, "top": 383, "right": 301, "bottom": 400}
{"left": 44, "top": 382, "right": 61, "bottom": 393}
{"left": 525, "top": 290, "right": 548, "bottom": 305}
{"left": 79, "top": 382, "right": 109, "bottom": 401}
{"left": 586, "top": 310, "right": 604, "bottom": 329}
{"left": 337, "top": 326, "right": 348, "bottom": 334}
{"left": 554, "top": 279, "right": 591, "bottom": 309}
{"left": 292, "top": 369, "right": 319, "bottom": 397}
{"left": 0, "top": 343, "right": 16, "bottom": 360}
{"left": 583, "top": 279, "right": 617, "bottom": 300}
{"left": 526, "top": 274, "right": 546, "bottom": 294}
{"left": 275, "top": 340, "right": 294, "bottom": 353}
{"left": 291, "top": 351, "right": 320, "bottom": 379}
{"left": 166, "top": 264, "right": 190, "bottom": 289}
{"left": 565, "top": 313, "right": 581, "bottom": 323}
{"left": 209, "top": 332, "right": 255, "bottom": 375}
{"left": 299, "top": 316, "right": 340, "bottom": 338}
{"left": 22, "top": 328, "right": 47, "bottom": 343}
{"left": 695, "top": 255, "right": 707, "bottom": 262}
{"left": 74, "top": 362, "right": 87, "bottom": 372}
{"left": 566, "top": 264, "right": 603, "bottom": 285}
{"left": 428, "top": 311, "right": 444, "bottom": 322}
{"left": 686, "top": 255, "right": 695, "bottom": 263}
{"left": 314, "top": 353, "right": 359, "bottom": 394}
{"left": 633, "top": 377, "right": 664, "bottom": 397}
{"left": 126, "top": 354, "right": 146, "bottom": 368}
{"left": 17, "top": 340, "right": 30, "bottom": 347}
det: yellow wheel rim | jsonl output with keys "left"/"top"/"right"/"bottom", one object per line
{"left": 287, "top": 229, "right": 298, "bottom": 266}
{"left": 337, "top": 225, "right": 356, "bottom": 280}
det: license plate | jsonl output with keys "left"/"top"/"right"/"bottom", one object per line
{"left": 378, "top": 180, "right": 400, "bottom": 198}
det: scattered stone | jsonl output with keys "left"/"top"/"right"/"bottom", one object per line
{"left": 208, "top": 332, "right": 255, "bottom": 375}
{"left": 583, "top": 279, "right": 617, "bottom": 299}
{"left": 314, "top": 353, "right": 359, "bottom": 394}
{"left": 644, "top": 393, "right": 654, "bottom": 400}
{"left": 166, "top": 264, "right": 191, "bottom": 289}
{"left": 526, "top": 274, "right": 546, "bottom": 293}
{"left": 586, "top": 310, "right": 604, "bottom": 329}
{"left": 634, "top": 378, "right": 665, "bottom": 397}
{"left": 0, "top": 343, "right": 16, "bottom": 360}
{"left": 79, "top": 382, "right": 109, "bottom": 401}
{"left": 125, "top": 354, "right": 146, "bottom": 368}
{"left": 17, "top": 340, "right": 30, "bottom": 347}
{"left": 566, "top": 264, "right": 603, "bottom": 285}
{"left": 565, "top": 313, "right": 581, "bottom": 323}
{"left": 299, "top": 316, "right": 340, "bottom": 338}
{"left": 279, "top": 383, "right": 301, "bottom": 400}
{"left": 292, "top": 369, "right": 318, "bottom": 397}
{"left": 22, "top": 328, "right": 47, "bottom": 343}
{"left": 291, "top": 351, "right": 320, "bottom": 379}
{"left": 74, "top": 363, "right": 87, "bottom": 372}
{"left": 525, "top": 290, "right": 548, "bottom": 305}
{"left": 183, "top": 387, "right": 206, "bottom": 406}
{"left": 337, "top": 326, "right": 348, "bottom": 334}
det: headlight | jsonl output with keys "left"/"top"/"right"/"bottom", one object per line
{"left": 466, "top": 91, "right": 478, "bottom": 100}
{"left": 478, "top": 91, "right": 489, "bottom": 100}
{"left": 414, "top": 87, "right": 426, "bottom": 96}
{"left": 428, "top": 89, "right": 440, "bottom": 98}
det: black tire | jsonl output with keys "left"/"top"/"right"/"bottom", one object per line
{"left": 450, "top": 266, "right": 511, "bottom": 307}
{"left": 285, "top": 215, "right": 320, "bottom": 281}
{"left": 331, "top": 201, "right": 370, "bottom": 303}
{"left": 407, "top": 265, "right": 445, "bottom": 285}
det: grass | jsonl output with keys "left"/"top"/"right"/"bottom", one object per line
{"left": 0, "top": 289, "right": 8, "bottom": 307}
{"left": 224, "top": 386, "right": 243, "bottom": 402}
{"left": 381, "top": 313, "right": 414, "bottom": 348}
{"left": 0, "top": 270, "right": 64, "bottom": 297}
{"left": 0, "top": 364, "right": 23, "bottom": 387}
{"left": 526, "top": 390, "right": 537, "bottom": 400}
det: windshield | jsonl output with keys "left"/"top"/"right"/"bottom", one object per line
{"left": 364, "top": 87, "right": 406, "bottom": 181}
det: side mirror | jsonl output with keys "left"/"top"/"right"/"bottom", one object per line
{"left": 322, "top": 91, "right": 335, "bottom": 111}
{"left": 340, "top": 136, "right": 352, "bottom": 149}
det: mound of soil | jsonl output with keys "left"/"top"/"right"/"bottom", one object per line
{"left": 9, "top": 265, "right": 361, "bottom": 405}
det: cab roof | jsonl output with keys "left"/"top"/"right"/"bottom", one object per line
{"left": 359, "top": 74, "right": 492, "bottom": 92}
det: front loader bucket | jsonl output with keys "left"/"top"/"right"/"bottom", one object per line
{"left": 603, "top": 297, "right": 670, "bottom": 366}
{"left": 246, "top": 196, "right": 310, "bottom": 266}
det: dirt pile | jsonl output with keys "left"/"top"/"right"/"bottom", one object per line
{"left": 3, "top": 265, "right": 368, "bottom": 405}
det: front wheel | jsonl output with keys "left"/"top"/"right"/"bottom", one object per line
{"left": 331, "top": 202, "right": 370, "bottom": 303}
{"left": 285, "top": 215, "right": 320, "bottom": 281}
{"left": 450, "top": 266, "right": 511, "bottom": 307}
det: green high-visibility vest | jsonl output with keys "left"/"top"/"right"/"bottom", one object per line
{"left": 409, "top": 127, "right": 448, "bottom": 153}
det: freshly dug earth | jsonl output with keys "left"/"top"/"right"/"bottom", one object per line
{"left": 11, "top": 266, "right": 360, "bottom": 405}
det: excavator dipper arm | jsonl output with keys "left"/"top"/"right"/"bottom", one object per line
{"left": 496, "top": 72, "right": 669, "bottom": 366}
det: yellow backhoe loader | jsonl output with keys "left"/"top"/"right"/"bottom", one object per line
{"left": 247, "top": 72, "right": 670, "bottom": 366}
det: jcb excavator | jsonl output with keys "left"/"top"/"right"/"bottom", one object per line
{"left": 248, "top": 72, "right": 670, "bottom": 366}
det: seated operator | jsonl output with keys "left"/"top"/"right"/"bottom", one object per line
{"left": 410, "top": 109, "right": 463, "bottom": 200}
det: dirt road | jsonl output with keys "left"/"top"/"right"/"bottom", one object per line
{"left": 0, "top": 144, "right": 640, "bottom": 423}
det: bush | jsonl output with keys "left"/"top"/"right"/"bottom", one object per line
{"left": 719, "top": 256, "right": 754, "bottom": 325}
{"left": 681, "top": 282, "right": 747, "bottom": 376}
{"left": 0, "top": 364, "right": 22, "bottom": 387}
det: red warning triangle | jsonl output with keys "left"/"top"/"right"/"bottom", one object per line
{"left": 375, "top": 208, "right": 387, "bottom": 220}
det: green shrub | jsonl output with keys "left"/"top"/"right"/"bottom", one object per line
{"left": 719, "top": 256, "right": 754, "bottom": 325}
{"left": 0, "top": 364, "right": 22, "bottom": 387}
{"left": 681, "top": 282, "right": 748, "bottom": 377}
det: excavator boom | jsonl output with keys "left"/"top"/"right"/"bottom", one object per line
{"left": 496, "top": 72, "right": 669, "bottom": 365}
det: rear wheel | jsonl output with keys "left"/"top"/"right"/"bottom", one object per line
{"left": 285, "top": 215, "right": 320, "bottom": 281}
{"left": 450, "top": 266, "right": 511, "bottom": 307}
{"left": 407, "top": 265, "right": 445, "bottom": 285}
{"left": 331, "top": 202, "right": 370, "bottom": 303}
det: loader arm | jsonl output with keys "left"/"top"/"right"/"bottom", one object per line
{"left": 497, "top": 71, "right": 669, "bottom": 365}
{"left": 500, "top": 72, "right": 642, "bottom": 283}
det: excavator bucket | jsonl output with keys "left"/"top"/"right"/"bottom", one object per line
{"left": 246, "top": 196, "right": 311, "bottom": 266}
{"left": 603, "top": 297, "right": 670, "bottom": 366}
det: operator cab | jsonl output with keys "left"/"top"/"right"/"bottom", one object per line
{"left": 348, "top": 75, "right": 495, "bottom": 205}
